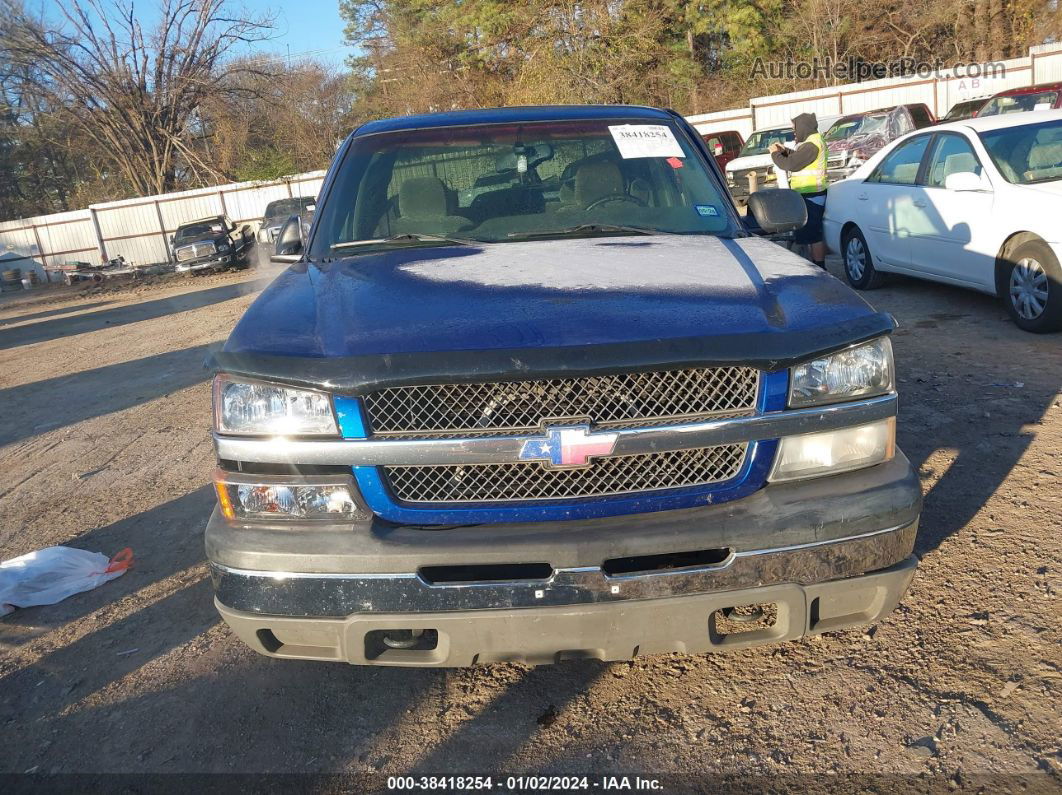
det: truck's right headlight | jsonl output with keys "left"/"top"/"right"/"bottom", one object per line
{"left": 789, "top": 337, "right": 893, "bottom": 408}
{"left": 213, "top": 375, "right": 338, "bottom": 436}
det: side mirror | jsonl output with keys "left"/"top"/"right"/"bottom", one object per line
{"left": 169, "top": 235, "right": 175, "bottom": 246}
{"left": 747, "top": 189, "right": 808, "bottom": 234}
{"left": 272, "top": 215, "right": 303, "bottom": 263}
{"left": 944, "top": 171, "right": 990, "bottom": 192}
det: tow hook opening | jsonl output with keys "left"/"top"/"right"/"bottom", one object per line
{"left": 602, "top": 548, "right": 732, "bottom": 577}
{"left": 365, "top": 629, "right": 439, "bottom": 660}
{"left": 713, "top": 602, "right": 778, "bottom": 635}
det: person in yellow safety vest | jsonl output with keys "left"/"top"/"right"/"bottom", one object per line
{"left": 769, "top": 112, "right": 829, "bottom": 269}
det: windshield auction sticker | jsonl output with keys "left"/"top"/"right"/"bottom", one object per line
{"left": 608, "top": 124, "right": 684, "bottom": 159}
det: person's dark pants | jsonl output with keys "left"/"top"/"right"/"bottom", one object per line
{"left": 792, "top": 191, "right": 826, "bottom": 246}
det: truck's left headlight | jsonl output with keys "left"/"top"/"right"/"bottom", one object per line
{"left": 213, "top": 375, "right": 338, "bottom": 436}
{"left": 789, "top": 337, "right": 893, "bottom": 408}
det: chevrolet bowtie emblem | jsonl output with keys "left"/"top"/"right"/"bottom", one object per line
{"left": 519, "top": 425, "right": 619, "bottom": 469}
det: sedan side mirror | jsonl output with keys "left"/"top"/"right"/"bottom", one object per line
{"left": 747, "top": 188, "right": 807, "bottom": 235}
{"left": 944, "top": 171, "right": 991, "bottom": 192}
{"left": 272, "top": 215, "right": 303, "bottom": 263}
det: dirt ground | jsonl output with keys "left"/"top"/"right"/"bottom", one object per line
{"left": 0, "top": 252, "right": 1059, "bottom": 792}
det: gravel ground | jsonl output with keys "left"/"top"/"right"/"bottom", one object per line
{"left": 0, "top": 255, "right": 1059, "bottom": 792}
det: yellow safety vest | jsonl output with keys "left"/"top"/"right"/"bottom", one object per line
{"left": 789, "top": 132, "right": 828, "bottom": 194}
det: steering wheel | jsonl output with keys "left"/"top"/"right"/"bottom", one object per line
{"left": 584, "top": 193, "right": 647, "bottom": 211}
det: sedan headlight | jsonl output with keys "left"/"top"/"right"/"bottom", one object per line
{"left": 217, "top": 243, "right": 230, "bottom": 252}
{"left": 213, "top": 375, "right": 338, "bottom": 436}
{"left": 789, "top": 337, "right": 893, "bottom": 408}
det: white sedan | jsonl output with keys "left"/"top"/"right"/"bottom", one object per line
{"left": 824, "top": 110, "right": 1062, "bottom": 332}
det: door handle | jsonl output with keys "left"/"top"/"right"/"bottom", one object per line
{"left": 857, "top": 193, "right": 868, "bottom": 200}
{"left": 912, "top": 200, "right": 927, "bottom": 208}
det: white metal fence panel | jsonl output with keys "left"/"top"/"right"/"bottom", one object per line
{"left": 290, "top": 174, "right": 326, "bottom": 200}
{"left": 221, "top": 183, "right": 290, "bottom": 225}
{"left": 686, "top": 109, "right": 756, "bottom": 140}
{"left": 0, "top": 209, "right": 97, "bottom": 281}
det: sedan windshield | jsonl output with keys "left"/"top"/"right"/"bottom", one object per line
{"left": 737, "top": 128, "right": 793, "bottom": 157}
{"left": 310, "top": 118, "right": 736, "bottom": 255}
{"left": 979, "top": 118, "right": 1062, "bottom": 184}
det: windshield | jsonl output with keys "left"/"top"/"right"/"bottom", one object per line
{"left": 309, "top": 118, "right": 737, "bottom": 256}
{"left": 824, "top": 118, "right": 862, "bottom": 141}
{"left": 979, "top": 118, "right": 1062, "bottom": 184}
{"left": 174, "top": 220, "right": 224, "bottom": 242}
{"left": 944, "top": 100, "right": 982, "bottom": 121}
{"left": 737, "top": 129, "right": 793, "bottom": 157}
{"left": 980, "top": 90, "right": 1059, "bottom": 116}
{"left": 263, "top": 197, "right": 315, "bottom": 224}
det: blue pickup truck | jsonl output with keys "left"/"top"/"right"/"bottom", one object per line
{"left": 205, "top": 105, "right": 921, "bottom": 666}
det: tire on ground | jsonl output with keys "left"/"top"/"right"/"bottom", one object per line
{"left": 1001, "top": 238, "right": 1062, "bottom": 333}
{"left": 841, "top": 225, "right": 886, "bottom": 290}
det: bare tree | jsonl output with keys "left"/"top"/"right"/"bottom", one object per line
{"left": 2, "top": 0, "right": 275, "bottom": 196}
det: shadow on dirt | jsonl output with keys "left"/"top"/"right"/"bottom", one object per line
{"left": 0, "top": 300, "right": 114, "bottom": 327}
{"left": 834, "top": 268, "right": 1062, "bottom": 557}
{"left": 0, "top": 277, "right": 270, "bottom": 351}
{"left": 0, "top": 344, "right": 215, "bottom": 446}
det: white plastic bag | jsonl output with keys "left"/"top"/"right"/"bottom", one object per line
{"left": 0, "top": 546, "right": 133, "bottom": 616}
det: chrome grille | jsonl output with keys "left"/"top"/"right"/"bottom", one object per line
{"left": 175, "top": 242, "right": 215, "bottom": 262}
{"left": 365, "top": 367, "right": 760, "bottom": 438}
{"left": 385, "top": 444, "right": 748, "bottom": 503}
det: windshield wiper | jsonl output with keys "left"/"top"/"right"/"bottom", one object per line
{"left": 507, "top": 224, "right": 672, "bottom": 240}
{"left": 331, "top": 233, "right": 479, "bottom": 251}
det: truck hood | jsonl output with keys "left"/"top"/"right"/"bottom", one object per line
{"left": 216, "top": 236, "right": 892, "bottom": 393}
{"left": 725, "top": 153, "right": 775, "bottom": 172}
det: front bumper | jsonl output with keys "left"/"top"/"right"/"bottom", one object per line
{"left": 176, "top": 255, "right": 231, "bottom": 272}
{"left": 208, "top": 452, "right": 921, "bottom": 665}
{"left": 215, "top": 556, "right": 916, "bottom": 666}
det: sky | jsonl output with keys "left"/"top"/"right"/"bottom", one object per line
{"left": 35, "top": 0, "right": 351, "bottom": 67}
{"left": 267, "top": 0, "right": 349, "bottom": 65}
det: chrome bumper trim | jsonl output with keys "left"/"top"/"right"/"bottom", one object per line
{"left": 213, "top": 393, "right": 897, "bottom": 467}
{"left": 210, "top": 519, "right": 917, "bottom": 616}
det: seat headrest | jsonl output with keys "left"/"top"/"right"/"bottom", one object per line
{"left": 574, "top": 160, "right": 625, "bottom": 205}
{"left": 399, "top": 177, "right": 450, "bottom": 218}
{"left": 943, "top": 152, "right": 978, "bottom": 177}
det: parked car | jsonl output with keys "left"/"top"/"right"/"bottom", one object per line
{"left": 701, "top": 130, "right": 744, "bottom": 171}
{"left": 724, "top": 125, "right": 795, "bottom": 204}
{"left": 205, "top": 104, "right": 920, "bottom": 667}
{"left": 825, "top": 104, "right": 936, "bottom": 179}
{"left": 824, "top": 109, "right": 1062, "bottom": 333}
{"left": 979, "top": 82, "right": 1062, "bottom": 117}
{"left": 171, "top": 216, "right": 253, "bottom": 274}
{"left": 940, "top": 97, "right": 989, "bottom": 122}
{"left": 256, "top": 196, "right": 317, "bottom": 245}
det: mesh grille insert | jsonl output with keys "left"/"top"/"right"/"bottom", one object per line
{"left": 365, "top": 367, "right": 760, "bottom": 438}
{"left": 384, "top": 444, "right": 748, "bottom": 504}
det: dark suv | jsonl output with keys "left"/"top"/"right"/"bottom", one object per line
{"left": 256, "top": 197, "right": 317, "bottom": 246}
{"left": 172, "top": 216, "right": 253, "bottom": 274}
